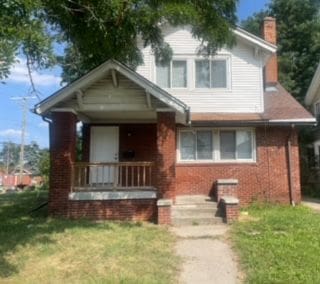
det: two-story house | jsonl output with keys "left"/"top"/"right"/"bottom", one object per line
{"left": 34, "top": 17, "right": 315, "bottom": 224}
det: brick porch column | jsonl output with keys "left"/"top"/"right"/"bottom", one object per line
{"left": 156, "top": 112, "right": 176, "bottom": 199}
{"left": 49, "top": 112, "right": 77, "bottom": 217}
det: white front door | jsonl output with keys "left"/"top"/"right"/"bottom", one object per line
{"left": 90, "top": 126, "right": 119, "bottom": 185}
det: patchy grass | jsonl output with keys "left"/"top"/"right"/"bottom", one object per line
{"left": 0, "top": 191, "right": 179, "bottom": 283}
{"left": 232, "top": 204, "right": 320, "bottom": 284}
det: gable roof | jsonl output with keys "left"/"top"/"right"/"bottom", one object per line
{"left": 34, "top": 59, "right": 189, "bottom": 116}
{"left": 305, "top": 61, "right": 320, "bottom": 105}
{"left": 234, "top": 27, "right": 277, "bottom": 53}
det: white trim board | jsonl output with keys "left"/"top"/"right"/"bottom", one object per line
{"left": 69, "top": 191, "right": 157, "bottom": 201}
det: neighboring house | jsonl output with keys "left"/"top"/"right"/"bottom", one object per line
{"left": 0, "top": 168, "right": 33, "bottom": 187}
{"left": 33, "top": 17, "right": 315, "bottom": 224}
{"left": 305, "top": 62, "right": 320, "bottom": 169}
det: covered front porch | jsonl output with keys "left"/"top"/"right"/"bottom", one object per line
{"left": 35, "top": 60, "right": 189, "bottom": 221}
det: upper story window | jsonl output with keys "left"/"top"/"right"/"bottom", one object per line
{"left": 156, "top": 60, "right": 187, "bottom": 88}
{"left": 195, "top": 59, "right": 227, "bottom": 88}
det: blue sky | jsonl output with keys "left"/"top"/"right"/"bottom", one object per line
{"left": 0, "top": 0, "right": 270, "bottom": 149}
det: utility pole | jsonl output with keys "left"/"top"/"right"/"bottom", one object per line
{"left": 11, "top": 96, "right": 36, "bottom": 184}
{"left": 6, "top": 142, "right": 10, "bottom": 175}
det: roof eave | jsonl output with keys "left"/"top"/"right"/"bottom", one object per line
{"left": 34, "top": 59, "right": 189, "bottom": 116}
{"left": 234, "top": 27, "right": 277, "bottom": 54}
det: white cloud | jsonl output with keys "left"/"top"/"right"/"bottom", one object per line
{"left": 0, "top": 129, "right": 22, "bottom": 139}
{"left": 8, "top": 58, "right": 62, "bottom": 87}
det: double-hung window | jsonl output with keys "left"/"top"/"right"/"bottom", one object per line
{"left": 179, "top": 128, "right": 255, "bottom": 162}
{"left": 220, "top": 130, "right": 253, "bottom": 160}
{"left": 180, "top": 130, "right": 213, "bottom": 160}
{"left": 156, "top": 60, "right": 187, "bottom": 88}
{"left": 195, "top": 59, "right": 227, "bottom": 88}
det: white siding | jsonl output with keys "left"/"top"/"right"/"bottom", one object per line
{"left": 136, "top": 26, "right": 264, "bottom": 113}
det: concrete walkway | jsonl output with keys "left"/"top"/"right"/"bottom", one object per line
{"left": 171, "top": 225, "right": 240, "bottom": 284}
{"left": 302, "top": 197, "right": 320, "bottom": 212}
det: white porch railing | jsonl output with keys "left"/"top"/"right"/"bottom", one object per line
{"left": 71, "top": 162, "right": 154, "bottom": 191}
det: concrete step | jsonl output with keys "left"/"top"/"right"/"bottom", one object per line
{"left": 172, "top": 207, "right": 219, "bottom": 217}
{"left": 172, "top": 216, "right": 224, "bottom": 226}
{"left": 172, "top": 203, "right": 218, "bottom": 210}
{"left": 172, "top": 195, "right": 223, "bottom": 226}
{"left": 175, "top": 195, "right": 215, "bottom": 205}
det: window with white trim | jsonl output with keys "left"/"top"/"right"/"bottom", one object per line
{"left": 178, "top": 128, "right": 255, "bottom": 162}
{"left": 195, "top": 59, "right": 227, "bottom": 88}
{"left": 156, "top": 60, "right": 187, "bottom": 88}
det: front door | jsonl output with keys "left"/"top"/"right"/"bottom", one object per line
{"left": 90, "top": 126, "right": 119, "bottom": 185}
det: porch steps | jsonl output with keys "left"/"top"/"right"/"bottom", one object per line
{"left": 172, "top": 195, "right": 223, "bottom": 226}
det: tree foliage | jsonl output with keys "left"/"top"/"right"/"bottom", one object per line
{"left": 241, "top": 0, "right": 320, "bottom": 102}
{"left": 1, "top": 0, "right": 238, "bottom": 84}
{"left": 38, "top": 150, "right": 49, "bottom": 185}
{"left": 0, "top": 0, "right": 56, "bottom": 81}
{"left": 0, "top": 141, "right": 48, "bottom": 175}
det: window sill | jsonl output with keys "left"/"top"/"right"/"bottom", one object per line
{"left": 176, "top": 161, "right": 257, "bottom": 167}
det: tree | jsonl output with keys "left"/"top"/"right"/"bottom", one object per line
{"left": 44, "top": 0, "right": 238, "bottom": 82}
{"left": 2, "top": 1, "right": 238, "bottom": 84}
{"left": 38, "top": 150, "right": 49, "bottom": 186}
{"left": 0, "top": 142, "right": 20, "bottom": 173}
{"left": 241, "top": 0, "right": 320, "bottom": 103}
{"left": 0, "top": 141, "right": 48, "bottom": 174}
{"left": 0, "top": 0, "right": 56, "bottom": 82}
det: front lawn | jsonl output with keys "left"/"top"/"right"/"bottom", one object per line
{"left": 232, "top": 204, "right": 320, "bottom": 283}
{"left": 0, "top": 191, "right": 179, "bottom": 283}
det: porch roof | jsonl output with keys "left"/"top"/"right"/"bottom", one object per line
{"left": 33, "top": 59, "right": 189, "bottom": 120}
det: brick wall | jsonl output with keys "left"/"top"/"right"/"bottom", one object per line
{"left": 81, "top": 124, "right": 157, "bottom": 163}
{"left": 119, "top": 124, "right": 157, "bottom": 162}
{"left": 224, "top": 203, "right": 240, "bottom": 223}
{"left": 176, "top": 126, "right": 301, "bottom": 206}
{"left": 156, "top": 112, "right": 176, "bottom": 199}
{"left": 263, "top": 17, "right": 278, "bottom": 85}
{"left": 68, "top": 199, "right": 156, "bottom": 221}
{"left": 49, "top": 112, "right": 77, "bottom": 216}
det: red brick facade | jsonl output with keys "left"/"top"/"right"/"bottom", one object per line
{"left": 157, "top": 206, "right": 171, "bottom": 225}
{"left": 49, "top": 112, "right": 77, "bottom": 216}
{"left": 156, "top": 112, "right": 176, "bottom": 199}
{"left": 224, "top": 203, "right": 240, "bottom": 223}
{"left": 176, "top": 126, "right": 301, "bottom": 206}
{"left": 48, "top": 112, "right": 301, "bottom": 220}
{"left": 68, "top": 199, "right": 156, "bottom": 221}
{"left": 216, "top": 181, "right": 238, "bottom": 203}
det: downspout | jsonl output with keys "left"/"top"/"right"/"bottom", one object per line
{"left": 186, "top": 106, "right": 191, "bottom": 125}
{"left": 287, "top": 124, "right": 295, "bottom": 206}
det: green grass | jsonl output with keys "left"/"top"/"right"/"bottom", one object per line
{"left": 232, "top": 204, "right": 320, "bottom": 284}
{"left": 0, "top": 191, "right": 179, "bottom": 283}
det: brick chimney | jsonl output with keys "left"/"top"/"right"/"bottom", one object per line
{"left": 262, "top": 17, "right": 278, "bottom": 85}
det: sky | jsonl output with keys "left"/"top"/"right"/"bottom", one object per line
{"left": 0, "top": 0, "right": 270, "bottom": 149}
